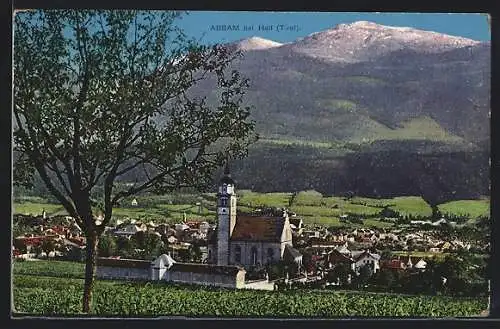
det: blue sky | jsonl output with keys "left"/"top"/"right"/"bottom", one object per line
{"left": 176, "top": 12, "right": 490, "bottom": 45}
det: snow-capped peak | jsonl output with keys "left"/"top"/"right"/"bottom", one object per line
{"left": 287, "top": 20, "right": 480, "bottom": 63}
{"left": 231, "top": 36, "right": 283, "bottom": 51}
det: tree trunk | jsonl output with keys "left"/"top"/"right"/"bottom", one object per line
{"left": 83, "top": 232, "right": 99, "bottom": 313}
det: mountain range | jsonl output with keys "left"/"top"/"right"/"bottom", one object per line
{"left": 19, "top": 21, "right": 491, "bottom": 205}
{"left": 196, "top": 21, "right": 490, "bottom": 204}
{"left": 217, "top": 21, "right": 490, "bottom": 145}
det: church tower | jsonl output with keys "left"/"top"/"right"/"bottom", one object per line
{"left": 216, "top": 163, "right": 237, "bottom": 266}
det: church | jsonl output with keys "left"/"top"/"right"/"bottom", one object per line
{"left": 207, "top": 165, "right": 302, "bottom": 269}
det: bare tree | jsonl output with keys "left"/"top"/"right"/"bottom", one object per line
{"left": 13, "top": 10, "right": 256, "bottom": 312}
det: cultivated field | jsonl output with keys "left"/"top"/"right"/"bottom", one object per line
{"left": 12, "top": 270, "right": 487, "bottom": 317}
{"left": 13, "top": 191, "right": 489, "bottom": 227}
{"left": 437, "top": 199, "right": 490, "bottom": 221}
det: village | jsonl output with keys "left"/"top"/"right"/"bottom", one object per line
{"left": 12, "top": 183, "right": 489, "bottom": 296}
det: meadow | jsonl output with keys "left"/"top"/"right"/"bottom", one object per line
{"left": 437, "top": 199, "right": 490, "bottom": 221}
{"left": 13, "top": 190, "right": 489, "bottom": 227}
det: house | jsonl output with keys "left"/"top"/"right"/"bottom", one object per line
{"left": 399, "top": 255, "right": 422, "bottom": 269}
{"left": 289, "top": 217, "right": 304, "bottom": 235}
{"left": 410, "top": 220, "right": 432, "bottom": 226}
{"left": 310, "top": 239, "right": 348, "bottom": 249}
{"left": 302, "top": 230, "right": 321, "bottom": 239}
{"left": 380, "top": 259, "right": 406, "bottom": 271}
{"left": 114, "top": 223, "right": 147, "bottom": 237}
{"left": 147, "top": 221, "right": 158, "bottom": 229}
{"left": 326, "top": 250, "right": 356, "bottom": 271}
{"left": 167, "top": 236, "right": 178, "bottom": 244}
{"left": 432, "top": 218, "right": 448, "bottom": 226}
{"left": 329, "top": 234, "right": 346, "bottom": 242}
{"left": 14, "top": 236, "right": 44, "bottom": 253}
{"left": 352, "top": 250, "right": 381, "bottom": 274}
{"left": 413, "top": 259, "right": 427, "bottom": 270}
{"left": 155, "top": 224, "right": 169, "bottom": 236}
{"left": 131, "top": 199, "right": 138, "bottom": 207}
{"left": 335, "top": 244, "right": 351, "bottom": 255}
{"left": 199, "top": 221, "right": 211, "bottom": 234}
{"left": 306, "top": 240, "right": 349, "bottom": 258}
{"left": 185, "top": 221, "right": 201, "bottom": 230}
{"left": 381, "top": 256, "right": 427, "bottom": 271}
{"left": 436, "top": 241, "right": 454, "bottom": 252}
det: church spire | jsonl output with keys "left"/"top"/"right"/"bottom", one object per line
{"left": 220, "top": 158, "right": 234, "bottom": 185}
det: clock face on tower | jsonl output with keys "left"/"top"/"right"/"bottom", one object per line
{"left": 219, "top": 184, "right": 233, "bottom": 195}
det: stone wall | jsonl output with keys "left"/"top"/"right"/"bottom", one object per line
{"left": 96, "top": 266, "right": 151, "bottom": 281}
{"left": 162, "top": 269, "right": 241, "bottom": 288}
{"left": 97, "top": 255, "right": 246, "bottom": 289}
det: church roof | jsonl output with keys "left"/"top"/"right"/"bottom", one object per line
{"left": 284, "top": 244, "right": 302, "bottom": 260}
{"left": 220, "top": 162, "right": 235, "bottom": 185}
{"left": 289, "top": 217, "right": 303, "bottom": 228}
{"left": 231, "top": 215, "right": 286, "bottom": 242}
{"left": 220, "top": 175, "right": 235, "bottom": 185}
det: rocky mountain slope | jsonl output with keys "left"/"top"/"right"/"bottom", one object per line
{"left": 205, "top": 21, "right": 490, "bottom": 145}
{"left": 200, "top": 22, "right": 490, "bottom": 202}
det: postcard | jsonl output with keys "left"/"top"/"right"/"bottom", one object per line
{"left": 11, "top": 10, "right": 491, "bottom": 318}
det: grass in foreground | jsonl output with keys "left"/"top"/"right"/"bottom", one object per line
{"left": 12, "top": 274, "right": 487, "bottom": 317}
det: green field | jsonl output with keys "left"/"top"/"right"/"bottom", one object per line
{"left": 237, "top": 190, "right": 293, "bottom": 208}
{"left": 13, "top": 260, "right": 86, "bottom": 279}
{"left": 388, "top": 197, "right": 433, "bottom": 218}
{"left": 12, "top": 272, "right": 487, "bottom": 317}
{"left": 438, "top": 199, "right": 490, "bottom": 220}
{"left": 13, "top": 198, "right": 217, "bottom": 224}
{"left": 13, "top": 202, "right": 66, "bottom": 217}
{"left": 13, "top": 192, "right": 488, "bottom": 227}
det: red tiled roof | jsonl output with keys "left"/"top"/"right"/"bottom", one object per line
{"left": 328, "top": 250, "right": 354, "bottom": 263}
{"left": 68, "top": 237, "right": 85, "bottom": 246}
{"left": 230, "top": 215, "right": 286, "bottom": 242}
{"left": 398, "top": 256, "right": 423, "bottom": 265}
{"left": 310, "top": 239, "right": 346, "bottom": 247}
{"left": 185, "top": 221, "right": 203, "bottom": 228}
{"left": 50, "top": 226, "right": 68, "bottom": 234}
{"left": 353, "top": 251, "right": 372, "bottom": 262}
{"left": 311, "top": 255, "right": 324, "bottom": 262}
{"left": 15, "top": 236, "right": 48, "bottom": 246}
{"left": 381, "top": 260, "right": 404, "bottom": 270}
